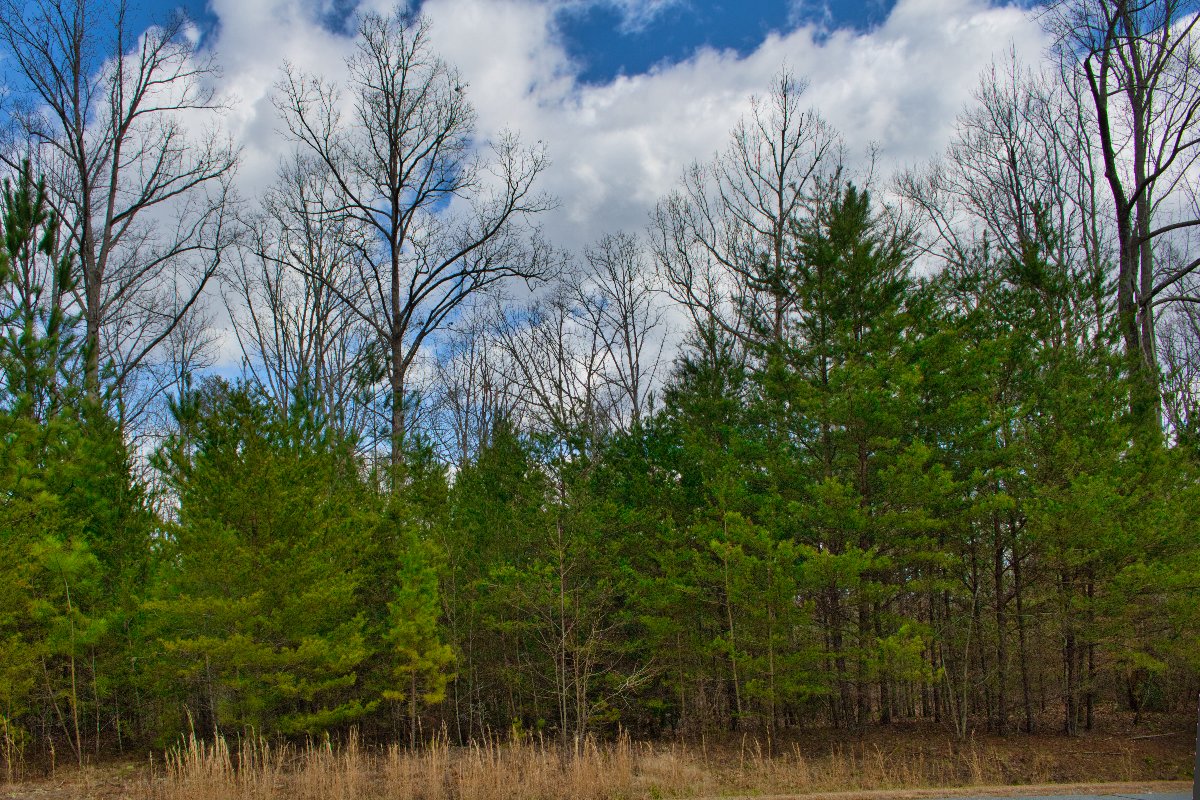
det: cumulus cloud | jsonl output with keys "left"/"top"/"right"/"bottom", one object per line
{"left": 196, "top": 0, "right": 1047, "bottom": 363}
{"left": 206, "top": 0, "right": 1046, "bottom": 251}
{"left": 421, "top": 0, "right": 1046, "bottom": 250}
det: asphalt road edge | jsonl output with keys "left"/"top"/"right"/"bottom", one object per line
{"left": 689, "top": 779, "right": 1192, "bottom": 800}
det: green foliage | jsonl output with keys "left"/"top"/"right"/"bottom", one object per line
{"left": 0, "top": 164, "right": 151, "bottom": 764}
{"left": 2, "top": 156, "right": 1199, "bottom": 756}
{"left": 0, "top": 161, "right": 81, "bottom": 420}
{"left": 380, "top": 499, "right": 455, "bottom": 738}
{"left": 145, "top": 381, "right": 378, "bottom": 737}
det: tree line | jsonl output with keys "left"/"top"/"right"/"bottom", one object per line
{"left": 1, "top": 0, "right": 1199, "bottom": 769}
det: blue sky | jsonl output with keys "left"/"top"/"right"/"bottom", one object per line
{"left": 540, "top": 0, "right": 898, "bottom": 84}
{"left": 147, "top": 0, "right": 901, "bottom": 84}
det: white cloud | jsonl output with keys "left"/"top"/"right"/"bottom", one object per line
{"left": 205, "top": 0, "right": 1047, "bottom": 252}
{"left": 206, "top": 0, "right": 361, "bottom": 191}
{"left": 196, "top": 0, "right": 1048, "bottom": 363}
{"left": 788, "top": 0, "right": 834, "bottom": 29}
{"left": 417, "top": 0, "right": 1046, "bottom": 250}
{"left": 601, "top": 0, "right": 688, "bottom": 32}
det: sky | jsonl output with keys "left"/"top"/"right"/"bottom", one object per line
{"left": 114, "top": 0, "right": 1048, "bottom": 364}
{"left": 156, "top": 1, "right": 913, "bottom": 85}
{"left": 118, "top": 0, "right": 1049, "bottom": 255}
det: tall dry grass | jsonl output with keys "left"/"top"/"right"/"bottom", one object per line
{"left": 1, "top": 715, "right": 20, "bottom": 784}
{"left": 142, "top": 728, "right": 1067, "bottom": 800}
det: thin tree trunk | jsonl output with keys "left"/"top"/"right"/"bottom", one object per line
{"left": 1063, "top": 570, "right": 1078, "bottom": 736}
{"left": 721, "top": 525, "right": 743, "bottom": 729}
{"left": 391, "top": 335, "right": 406, "bottom": 472}
{"left": 1085, "top": 572, "right": 1096, "bottom": 731}
{"left": 1014, "top": 545, "right": 1033, "bottom": 733}
{"left": 409, "top": 673, "right": 418, "bottom": 749}
{"left": 993, "top": 511, "right": 1008, "bottom": 735}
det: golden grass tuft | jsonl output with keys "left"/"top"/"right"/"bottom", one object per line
{"left": 133, "top": 725, "right": 1194, "bottom": 800}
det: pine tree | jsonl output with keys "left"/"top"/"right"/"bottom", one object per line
{"left": 146, "top": 381, "right": 375, "bottom": 736}
{"left": 379, "top": 492, "right": 455, "bottom": 747}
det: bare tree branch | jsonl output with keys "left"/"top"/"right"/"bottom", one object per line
{"left": 273, "top": 8, "right": 553, "bottom": 467}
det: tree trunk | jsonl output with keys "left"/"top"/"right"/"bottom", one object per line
{"left": 1014, "top": 545, "right": 1033, "bottom": 733}
{"left": 1063, "top": 570, "right": 1078, "bottom": 736}
{"left": 721, "top": 532, "right": 743, "bottom": 730}
{"left": 391, "top": 337, "right": 406, "bottom": 466}
{"left": 993, "top": 511, "right": 1008, "bottom": 735}
{"left": 1085, "top": 573, "right": 1096, "bottom": 731}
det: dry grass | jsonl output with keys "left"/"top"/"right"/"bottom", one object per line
{"left": 122, "top": 725, "right": 1196, "bottom": 800}
{"left": 151, "top": 731, "right": 635, "bottom": 800}
{"left": 0, "top": 722, "right": 1192, "bottom": 800}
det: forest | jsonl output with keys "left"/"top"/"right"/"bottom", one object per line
{"left": 1, "top": 0, "right": 1199, "bottom": 778}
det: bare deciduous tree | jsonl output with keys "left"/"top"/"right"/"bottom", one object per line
{"left": 495, "top": 273, "right": 613, "bottom": 448}
{"left": 580, "top": 232, "right": 666, "bottom": 432}
{"left": 1159, "top": 292, "right": 1200, "bottom": 439}
{"left": 225, "top": 155, "right": 376, "bottom": 440}
{"left": 428, "top": 304, "right": 522, "bottom": 467}
{"left": 1043, "top": 0, "right": 1200, "bottom": 426}
{"left": 489, "top": 233, "right": 666, "bottom": 448}
{"left": 0, "top": 0, "right": 239, "bottom": 423}
{"left": 896, "top": 55, "right": 1114, "bottom": 348}
{"left": 651, "top": 70, "right": 842, "bottom": 353}
{"left": 275, "top": 9, "right": 553, "bottom": 467}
